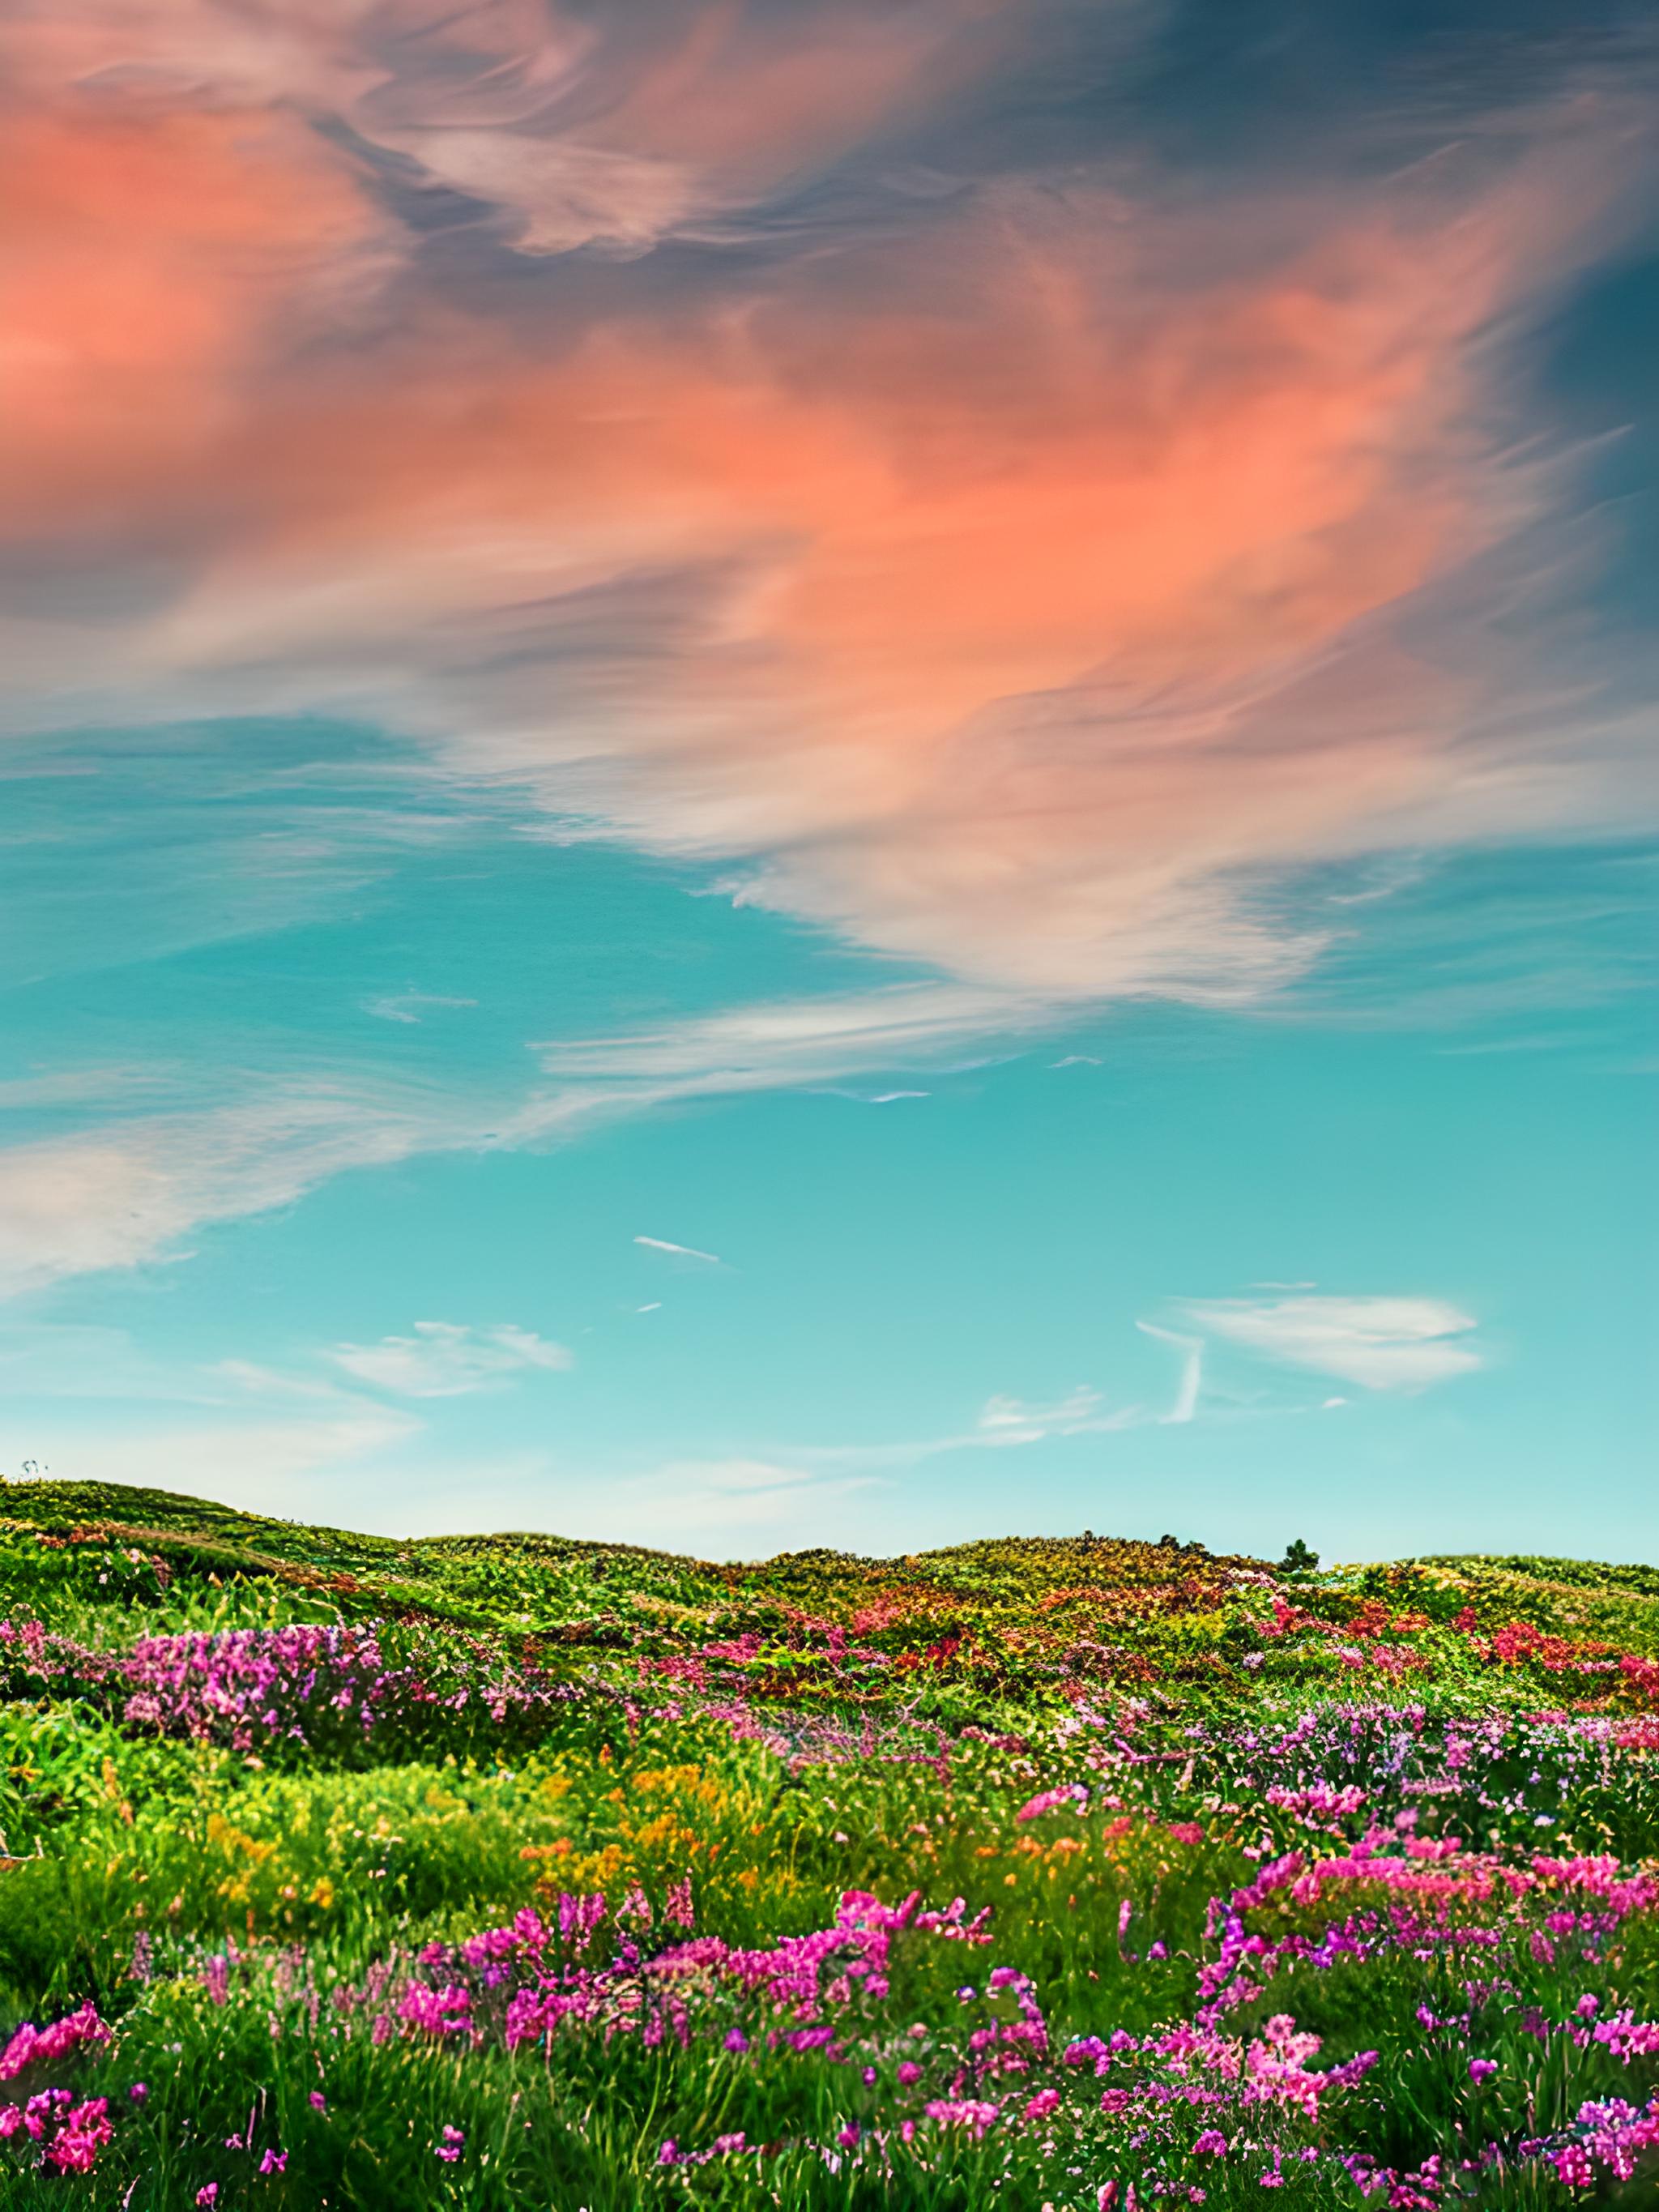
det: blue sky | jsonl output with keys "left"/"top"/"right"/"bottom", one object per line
{"left": 1, "top": 0, "right": 1656, "bottom": 1558}
{"left": 3, "top": 718, "right": 1653, "bottom": 1557}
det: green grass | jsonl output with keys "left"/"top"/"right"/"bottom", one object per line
{"left": 0, "top": 1479, "right": 1655, "bottom": 2208}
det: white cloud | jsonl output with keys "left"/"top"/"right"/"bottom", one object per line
{"left": 1181, "top": 1294, "right": 1482, "bottom": 1391}
{"left": 1135, "top": 1323, "right": 1205, "bottom": 1424}
{"left": 789, "top": 1327, "right": 1207, "bottom": 1475}
{"left": 978, "top": 1386, "right": 1104, "bottom": 1436}
{"left": 0, "top": 1082, "right": 478, "bottom": 1300}
{"left": 634, "top": 1235, "right": 723, "bottom": 1265}
{"left": 362, "top": 993, "right": 478, "bottom": 1024}
{"left": 327, "top": 1321, "right": 572, "bottom": 1398}
{"left": 538, "top": 984, "right": 1050, "bottom": 1098}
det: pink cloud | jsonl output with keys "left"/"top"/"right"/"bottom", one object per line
{"left": 1, "top": 6, "right": 1653, "bottom": 998}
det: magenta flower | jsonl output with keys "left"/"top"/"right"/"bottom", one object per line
{"left": 43, "top": 2099, "right": 113, "bottom": 2175}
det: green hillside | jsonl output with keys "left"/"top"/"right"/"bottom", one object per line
{"left": 0, "top": 1479, "right": 1655, "bottom": 2207}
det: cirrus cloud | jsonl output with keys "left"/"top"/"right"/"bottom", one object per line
{"left": 1181, "top": 1294, "right": 1482, "bottom": 1392}
{"left": 0, "top": 2, "right": 1653, "bottom": 1015}
{"left": 326, "top": 1320, "right": 572, "bottom": 1398}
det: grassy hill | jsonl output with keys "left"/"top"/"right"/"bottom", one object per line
{"left": 0, "top": 1479, "right": 1656, "bottom": 2207}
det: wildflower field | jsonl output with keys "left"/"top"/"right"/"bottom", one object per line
{"left": 0, "top": 1482, "right": 1657, "bottom": 2209}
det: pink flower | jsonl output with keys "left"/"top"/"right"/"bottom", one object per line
{"left": 1023, "top": 2090, "right": 1061, "bottom": 2121}
{"left": 1015, "top": 1784, "right": 1088, "bottom": 1821}
{"left": 196, "top": 2189, "right": 220, "bottom": 2208}
{"left": 309, "top": 2091, "right": 327, "bottom": 2111}
{"left": 1554, "top": 2145, "right": 1594, "bottom": 2187}
{"left": 898, "top": 2061, "right": 923, "bottom": 2086}
{"left": 0, "top": 2001, "right": 110, "bottom": 2081}
{"left": 44, "top": 2099, "right": 113, "bottom": 2174}
{"left": 399, "top": 1982, "right": 471, "bottom": 2037}
{"left": 259, "top": 2148, "right": 288, "bottom": 2174}
{"left": 1469, "top": 2059, "right": 1498, "bottom": 2084}
{"left": 924, "top": 2098, "right": 1000, "bottom": 2133}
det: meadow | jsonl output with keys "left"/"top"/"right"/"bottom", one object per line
{"left": 0, "top": 1480, "right": 1656, "bottom": 2209}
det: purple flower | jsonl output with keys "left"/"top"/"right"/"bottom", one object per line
{"left": 1469, "top": 2059, "right": 1499, "bottom": 2084}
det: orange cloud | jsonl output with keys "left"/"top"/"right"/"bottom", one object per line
{"left": 0, "top": 100, "right": 397, "bottom": 527}
{"left": 0, "top": 8, "right": 1647, "bottom": 996}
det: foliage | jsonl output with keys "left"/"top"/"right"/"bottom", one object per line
{"left": 0, "top": 1480, "right": 1655, "bottom": 2206}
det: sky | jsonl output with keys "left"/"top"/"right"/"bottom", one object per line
{"left": 1, "top": 0, "right": 1656, "bottom": 1561}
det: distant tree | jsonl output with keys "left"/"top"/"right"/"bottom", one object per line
{"left": 1280, "top": 1537, "right": 1320, "bottom": 1576}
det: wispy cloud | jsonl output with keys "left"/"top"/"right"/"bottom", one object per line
{"left": 1134, "top": 1324, "right": 1205, "bottom": 1425}
{"left": 3, "top": 2, "right": 1651, "bottom": 1025}
{"left": 0, "top": 988, "right": 1034, "bottom": 1297}
{"left": 978, "top": 1386, "right": 1104, "bottom": 1435}
{"left": 782, "top": 1325, "right": 1209, "bottom": 1475}
{"left": 327, "top": 1322, "right": 571, "bottom": 1398}
{"left": 634, "top": 1235, "right": 723, "bottom": 1266}
{"left": 0, "top": 1081, "right": 479, "bottom": 1299}
{"left": 1180, "top": 1294, "right": 1482, "bottom": 1391}
{"left": 0, "top": 0, "right": 1653, "bottom": 1310}
{"left": 817, "top": 1088, "right": 931, "bottom": 1104}
{"left": 362, "top": 994, "right": 478, "bottom": 1025}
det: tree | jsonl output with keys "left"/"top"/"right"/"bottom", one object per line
{"left": 1280, "top": 1537, "right": 1320, "bottom": 1576}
